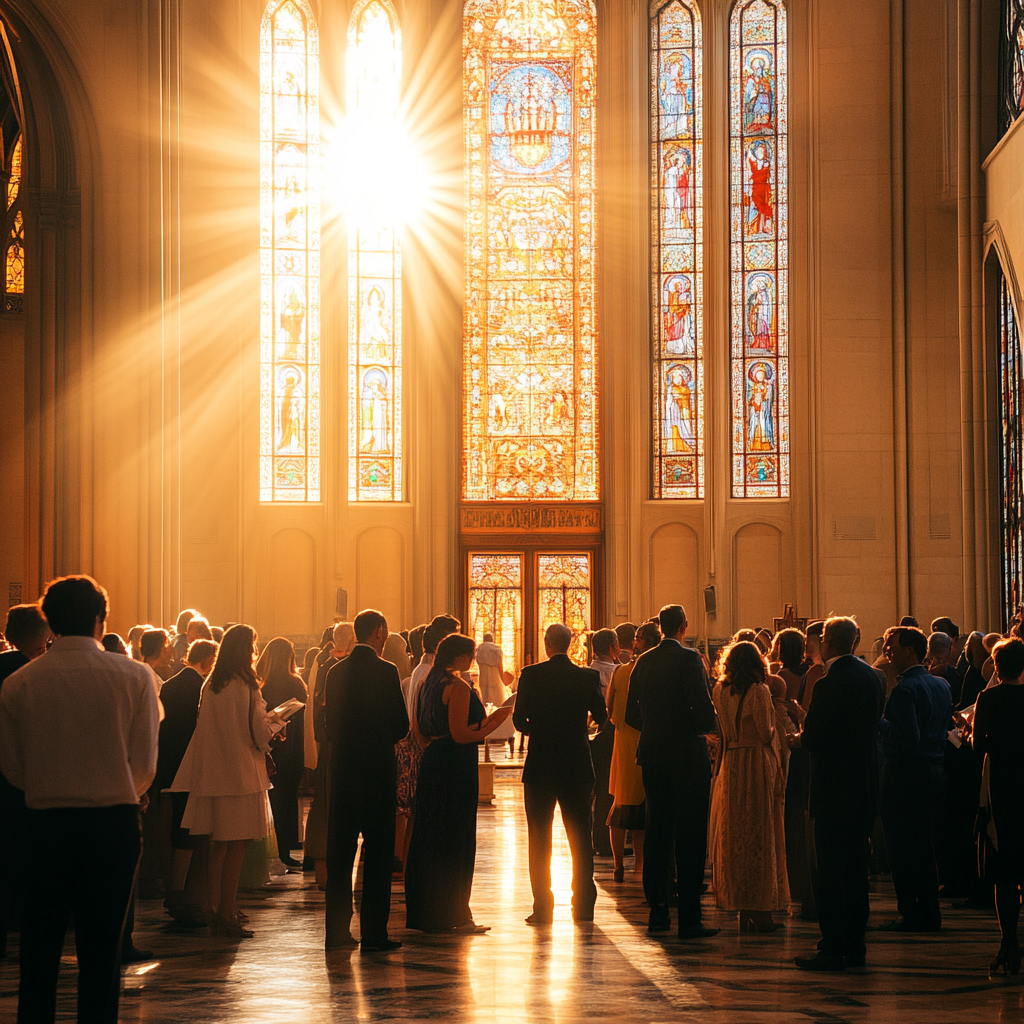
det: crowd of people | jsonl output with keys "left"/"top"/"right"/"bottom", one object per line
{"left": 0, "top": 575, "right": 1022, "bottom": 1022}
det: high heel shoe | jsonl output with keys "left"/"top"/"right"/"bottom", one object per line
{"left": 991, "top": 944, "right": 1021, "bottom": 975}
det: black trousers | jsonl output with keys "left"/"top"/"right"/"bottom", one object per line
{"left": 880, "top": 760, "right": 946, "bottom": 928}
{"left": 641, "top": 761, "right": 710, "bottom": 930}
{"left": 325, "top": 797, "right": 395, "bottom": 946}
{"left": 524, "top": 780, "right": 596, "bottom": 917}
{"left": 589, "top": 725, "right": 614, "bottom": 856}
{"left": 812, "top": 812, "right": 872, "bottom": 960}
{"left": 268, "top": 774, "right": 302, "bottom": 861}
{"left": 19, "top": 805, "right": 141, "bottom": 1024}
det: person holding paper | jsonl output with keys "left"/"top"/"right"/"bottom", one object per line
{"left": 256, "top": 637, "right": 307, "bottom": 868}
{"left": 170, "top": 624, "right": 280, "bottom": 938}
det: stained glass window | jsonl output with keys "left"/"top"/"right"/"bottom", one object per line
{"left": 999, "top": 268, "right": 1024, "bottom": 626}
{"left": 5, "top": 136, "right": 23, "bottom": 297}
{"left": 260, "top": 0, "right": 320, "bottom": 502}
{"left": 651, "top": 1, "right": 702, "bottom": 499}
{"left": 468, "top": 553, "right": 524, "bottom": 673}
{"left": 348, "top": 0, "right": 403, "bottom": 501}
{"left": 537, "top": 553, "right": 591, "bottom": 664}
{"left": 1000, "top": 0, "right": 1024, "bottom": 139}
{"left": 463, "top": 0, "right": 599, "bottom": 502}
{"left": 729, "top": 0, "right": 788, "bottom": 498}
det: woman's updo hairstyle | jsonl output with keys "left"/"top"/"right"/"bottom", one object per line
{"left": 435, "top": 633, "right": 476, "bottom": 671}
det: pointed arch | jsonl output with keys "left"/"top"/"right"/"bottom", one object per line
{"left": 260, "top": 0, "right": 320, "bottom": 502}
{"left": 729, "top": 0, "right": 788, "bottom": 498}
{"left": 651, "top": 0, "right": 703, "bottom": 499}
{"left": 348, "top": 0, "right": 403, "bottom": 501}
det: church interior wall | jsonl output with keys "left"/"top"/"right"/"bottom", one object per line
{"left": 0, "top": 0, "right": 1009, "bottom": 646}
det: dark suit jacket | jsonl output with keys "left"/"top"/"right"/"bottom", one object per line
{"left": 155, "top": 666, "right": 204, "bottom": 791}
{"left": 513, "top": 653, "right": 606, "bottom": 788}
{"left": 800, "top": 654, "right": 885, "bottom": 821}
{"left": 326, "top": 644, "right": 408, "bottom": 810}
{"left": 624, "top": 639, "right": 716, "bottom": 771}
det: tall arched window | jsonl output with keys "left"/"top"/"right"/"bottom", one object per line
{"left": 729, "top": 0, "right": 788, "bottom": 498}
{"left": 1000, "top": 0, "right": 1024, "bottom": 139}
{"left": 463, "top": 0, "right": 599, "bottom": 502}
{"left": 5, "top": 134, "right": 23, "bottom": 309}
{"left": 651, "top": 0, "right": 702, "bottom": 499}
{"left": 998, "top": 267, "right": 1024, "bottom": 625}
{"left": 348, "top": 0, "right": 403, "bottom": 502}
{"left": 260, "top": 0, "right": 320, "bottom": 502}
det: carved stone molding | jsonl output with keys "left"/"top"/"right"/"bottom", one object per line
{"left": 460, "top": 503, "right": 604, "bottom": 534}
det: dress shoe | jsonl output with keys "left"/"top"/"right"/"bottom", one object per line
{"left": 878, "top": 916, "right": 935, "bottom": 933}
{"left": 120, "top": 945, "right": 154, "bottom": 964}
{"left": 281, "top": 856, "right": 303, "bottom": 869}
{"left": 525, "top": 913, "right": 553, "bottom": 926}
{"left": 325, "top": 935, "right": 358, "bottom": 950}
{"left": 677, "top": 924, "right": 720, "bottom": 940}
{"left": 360, "top": 938, "right": 402, "bottom": 953}
{"left": 844, "top": 954, "right": 867, "bottom": 971}
{"left": 648, "top": 910, "right": 671, "bottom": 933}
{"left": 794, "top": 952, "right": 845, "bottom": 972}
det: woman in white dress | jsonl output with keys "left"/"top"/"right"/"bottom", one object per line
{"left": 171, "top": 624, "right": 279, "bottom": 938}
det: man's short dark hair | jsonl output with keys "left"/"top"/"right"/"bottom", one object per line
{"left": 424, "top": 614, "right": 460, "bottom": 654}
{"left": 187, "top": 639, "right": 219, "bottom": 666}
{"left": 805, "top": 620, "right": 825, "bottom": 640}
{"left": 899, "top": 615, "right": 919, "bottom": 628}
{"left": 930, "top": 616, "right": 960, "bottom": 640}
{"left": 140, "top": 629, "right": 170, "bottom": 660}
{"left": 993, "top": 637, "right": 1024, "bottom": 682}
{"left": 354, "top": 609, "right": 388, "bottom": 644}
{"left": 884, "top": 625, "right": 927, "bottom": 662}
{"left": 658, "top": 604, "right": 686, "bottom": 637}
{"left": 40, "top": 576, "right": 108, "bottom": 637}
{"left": 4, "top": 604, "right": 48, "bottom": 648}
{"left": 635, "top": 622, "right": 661, "bottom": 652}
{"left": 615, "top": 622, "right": 637, "bottom": 649}
{"left": 592, "top": 628, "right": 617, "bottom": 658}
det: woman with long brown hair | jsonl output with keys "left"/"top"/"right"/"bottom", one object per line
{"left": 709, "top": 640, "right": 790, "bottom": 932}
{"left": 171, "top": 624, "right": 278, "bottom": 938}
{"left": 256, "top": 637, "right": 307, "bottom": 868}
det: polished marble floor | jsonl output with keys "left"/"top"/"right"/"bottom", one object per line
{"left": 2, "top": 769, "right": 1022, "bottom": 1023}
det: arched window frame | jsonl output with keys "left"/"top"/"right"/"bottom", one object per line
{"left": 5, "top": 132, "right": 23, "bottom": 311}
{"left": 650, "top": 0, "right": 703, "bottom": 499}
{"left": 462, "top": 0, "right": 600, "bottom": 503}
{"left": 347, "top": 0, "right": 404, "bottom": 502}
{"left": 729, "top": 0, "right": 789, "bottom": 499}
{"left": 259, "top": 0, "right": 321, "bottom": 503}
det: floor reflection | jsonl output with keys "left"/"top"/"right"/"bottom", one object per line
{"left": 0, "top": 777, "right": 1020, "bottom": 1023}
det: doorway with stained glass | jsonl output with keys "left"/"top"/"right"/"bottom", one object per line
{"left": 466, "top": 549, "right": 597, "bottom": 673}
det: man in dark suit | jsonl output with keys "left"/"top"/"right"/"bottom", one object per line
{"left": 324, "top": 609, "right": 409, "bottom": 953}
{"left": 514, "top": 623, "right": 607, "bottom": 925}
{"left": 156, "top": 638, "right": 218, "bottom": 925}
{"left": 793, "top": 616, "right": 885, "bottom": 972}
{"left": 625, "top": 604, "right": 719, "bottom": 939}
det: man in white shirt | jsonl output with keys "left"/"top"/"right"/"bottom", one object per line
{"left": 0, "top": 575, "right": 159, "bottom": 1023}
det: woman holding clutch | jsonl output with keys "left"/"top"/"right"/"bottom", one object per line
{"left": 404, "top": 634, "right": 512, "bottom": 932}
{"left": 171, "top": 624, "right": 281, "bottom": 937}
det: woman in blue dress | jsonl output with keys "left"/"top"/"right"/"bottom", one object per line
{"left": 404, "top": 634, "right": 513, "bottom": 933}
